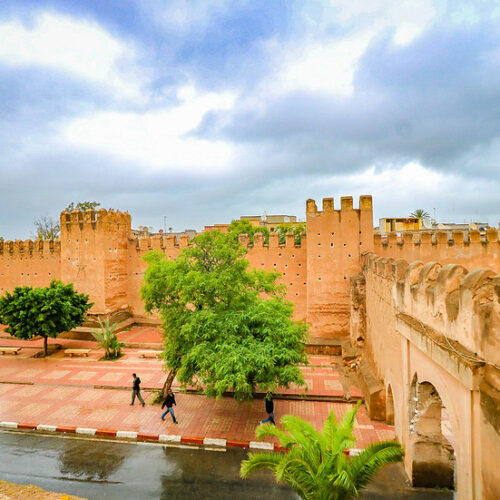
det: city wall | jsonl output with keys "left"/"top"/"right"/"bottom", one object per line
{"left": 354, "top": 252, "right": 500, "bottom": 499}
{"left": 0, "top": 196, "right": 373, "bottom": 335}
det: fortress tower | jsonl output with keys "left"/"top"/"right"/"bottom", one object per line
{"left": 305, "top": 195, "right": 373, "bottom": 338}
{"left": 60, "top": 209, "right": 131, "bottom": 315}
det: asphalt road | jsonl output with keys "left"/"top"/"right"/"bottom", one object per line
{"left": 0, "top": 430, "right": 452, "bottom": 499}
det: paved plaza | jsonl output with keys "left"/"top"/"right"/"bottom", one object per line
{"left": 0, "top": 326, "right": 393, "bottom": 448}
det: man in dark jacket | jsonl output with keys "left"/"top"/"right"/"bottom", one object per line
{"left": 131, "top": 373, "right": 145, "bottom": 407}
{"left": 260, "top": 393, "right": 276, "bottom": 425}
{"left": 161, "top": 388, "right": 178, "bottom": 423}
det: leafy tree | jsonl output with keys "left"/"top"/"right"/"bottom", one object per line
{"left": 276, "top": 222, "right": 306, "bottom": 245}
{"left": 65, "top": 201, "right": 101, "bottom": 212}
{"left": 0, "top": 280, "right": 93, "bottom": 356}
{"left": 91, "top": 317, "right": 123, "bottom": 359}
{"left": 34, "top": 215, "right": 60, "bottom": 240}
{"left": 409, "top": 209, "right": 430, "bottom": 221}
{"left": 241, "top": 402, "right": 404, "bottom": 499}
{"left": 141, "top": 230, "right": 308, "bottom": 400}
{"left": 228, "top": 219, "right": 270, "bottom": 244}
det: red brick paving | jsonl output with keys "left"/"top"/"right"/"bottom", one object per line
{"left": 0, "top": 382, "right": 393, "bottom": 448}
{"left": 0, "top": 325, "right": 391, "bottom": 448}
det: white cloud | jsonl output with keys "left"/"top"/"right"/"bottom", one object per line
{"left": 0, "top": 12, "right": 146, "bottom": 100}
{"left": 147, "top": 0, "right": 235, "bottom": 31}
{"left": 263, "top": 0, "right": 436, "bottom": 98}
{"left": 62, "top": 86, "right": 237, "bottom": 171}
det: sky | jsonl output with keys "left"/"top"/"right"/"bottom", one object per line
{"left": 0, "top": 0, "right": 499, "bottom": 239}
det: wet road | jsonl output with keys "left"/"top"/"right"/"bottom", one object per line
{"left": 0, "top": 430, "right": 452, "bottom": 499}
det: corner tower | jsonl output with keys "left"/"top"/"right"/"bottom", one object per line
{"left": 60, "top": 208, "right": 131, "bottom": 315}
{"left": 306, "top": 195, "right": 373, "bottom": 338}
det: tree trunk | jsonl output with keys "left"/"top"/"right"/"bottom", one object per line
{"left": 162, "top": 369, "right": 177, "bottom": 396}
{"left": 43, "top": 336, "right": 48, "bottom": 357}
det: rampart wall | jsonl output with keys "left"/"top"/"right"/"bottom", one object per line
{"left": 126, "top": 231, "right": 308, "bottom": 321}
{"left": 374, "top": 229, "right": 500, "bottom": 273}
{"left": 0, "top": 239, "right": 61, "bottom": 295}
{"left": 356, "top": 252, "right": 500, "bottom": 499}
{"left": 0, "top": 195, "right": 373, "bottom": 336}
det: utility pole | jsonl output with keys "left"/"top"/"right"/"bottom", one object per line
{"left": 164, "top": 216, "right": 167, "bottom": 233}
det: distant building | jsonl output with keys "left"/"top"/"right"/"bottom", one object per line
{"left": 241, "top": 214, "right": 298, "bottom": 232}
{"left": 205, "top": 214, "right": 300, "bottom": 233}
{"left": 132, "top": 226, "right": 198, "bottom": 239}
{"left": 378, "top": 217, "right": 422, "bottom": 234}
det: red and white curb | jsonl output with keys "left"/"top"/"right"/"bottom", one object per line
{"left": 0, "top": 421, "right": 362, "bottom": 455}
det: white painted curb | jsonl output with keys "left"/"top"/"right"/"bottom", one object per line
{"left": 76, "top": 427, "right": 97, "bottom": 435}
{"left": 203, "top": 437, "right": 226, "bottom": 447}
{"left": 249, "top": 441, "right": 274, "bottom": 450}
{"left": 159, "top": 434, "right": 181, "bottom": 442}
{"left": 0, "top": 421, "right": 18, "bottom": 429}
{"left": 37, "top": 424, "right": 57, "bottom": 432}
{"left": 116, "top": 430, "right": 138, "bottom": 439}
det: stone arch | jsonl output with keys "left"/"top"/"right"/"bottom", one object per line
{"left": 409, "top": 376, "right": 455, "bottom": 490}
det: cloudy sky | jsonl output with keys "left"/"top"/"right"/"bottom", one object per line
{"left": 0, "top": 0, "right": 499, "bottom": 239}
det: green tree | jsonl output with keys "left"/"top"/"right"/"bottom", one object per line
{"left": 34, "top": 215, "right": 60, "bottom": 240}
{"left": 141, "top": 230, "right": 308, "bottom": 400}
{"left": 0, "top": 281, "right": 93, "bottom": 356}
{"left": 241, "top": 402, "right": 404, "bottom": 499}
{"left": 65, "top": 201, "right": 101, "bottom": 212}
{"left": 91, "top": 317, "right": 123, "bottom": 359}
{"left": 228, "top": 219, "right": 270, "bottom": 244}
{"left": 409, "top": 209, "right": 430, "bottom": 221}
{"left": 276, "top": 222, "right": 306, "bottom": 245}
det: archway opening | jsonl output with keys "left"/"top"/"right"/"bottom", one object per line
{"left": 410, "top": 379, "right": 455, "bottom": 490}
{"left": 386, "top": 385, "right": 394, "bottom": 425}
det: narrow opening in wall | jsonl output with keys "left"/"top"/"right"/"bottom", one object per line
{"left": 331, "top": 243, "right": 334, "bottom": 247}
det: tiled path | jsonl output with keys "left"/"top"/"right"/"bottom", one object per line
{"left": 0, "top": 326, "right": 392, "bottom": 447}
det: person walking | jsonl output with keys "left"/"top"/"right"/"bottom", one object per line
{"left": 131, "top": 373, "right": 145, "bottom": 407}
{"left": 161, "top": 389, "right": 178, "bottom": 423}
{"left": 260, "top": 393, "right": 276, "bottom": 425}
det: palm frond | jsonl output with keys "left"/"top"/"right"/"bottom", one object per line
{"left": 240, "top": 452, "right": 282, "bottom": 478}
{"left": 349, "top": 440, "right": 404, "bottom": 490}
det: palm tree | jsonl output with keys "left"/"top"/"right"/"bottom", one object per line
{"left": 240, "top": 402, "right": 403, "bottom": 499}
{"left": 91, "top": 317, "right": 124, "bottom": 359}
{"left": 409, "top": 209, "right": 430, "bottom": 221}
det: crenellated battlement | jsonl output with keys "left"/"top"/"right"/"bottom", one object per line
{"left": 374, "top": 228, "right": 500, "bottom": 273}
{"left": 60, "top": 208, "right": 131, "bottom": 234}
{"left": 237, "top": 232, "right": 305, "bottom": 249}
{"left": 131, "top": 233, "right": 191, "bottom": 252}
{"left": 0, "top": 238, "right": 61, "bottom": 256}
{"left": 306, "top": 195, "right": 372, "bottom": 215}
{"left": 362, "top": 251, "right": 500, "bottom": 364}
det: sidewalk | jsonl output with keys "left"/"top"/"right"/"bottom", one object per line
{"left": 0, "top": 326, "right": 390, "bottom": 449}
